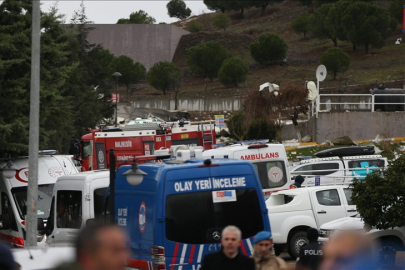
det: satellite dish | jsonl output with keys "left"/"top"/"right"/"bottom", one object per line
{"left": 316, "top": 65, "right": 327, "bottom": 82}
{"left": 306, "top": 81, "right": 318, "bottom": 101}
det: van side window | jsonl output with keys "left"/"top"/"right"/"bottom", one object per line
{"left": 316, "top": 189, "right": 341, "bottom": 206}
{"left": 313, "top": 163, "right": 339, "bottom": 176}
{"left": 94, "top": 188, "right": 107, "bottom": 219}
{"left": 292, "top": 164, "right": 312, "bottom": 176}
{"left": 265, "top": 161, "right": 287, "bottom": 188}
{"left": 57, "top": 191, "right": 82, "bottom": 229}
{"left": 343, "top": 188, "right": 354, "bottom": 205}
{"left": 46, "top": 197, "right": 55, "bottom": 236}
{"left": 348, "top": 159, "right": 384, "bottom": 168}
{"left": 1, "top": 193, "right": 18, "bottom": 231}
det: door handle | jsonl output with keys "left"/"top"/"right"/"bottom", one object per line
{"left": 347, "top": 209, "right": 357, "bottom": 212}
{"left": 317, "top": 210, "right": 327, "bottom": 214}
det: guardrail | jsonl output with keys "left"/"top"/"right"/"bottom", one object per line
{"left": 312, "top": 93, "right": 405, "bottom": 118}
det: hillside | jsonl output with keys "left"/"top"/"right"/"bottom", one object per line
{"left": 127, "top": 0, "right": 404, "bottom": 102}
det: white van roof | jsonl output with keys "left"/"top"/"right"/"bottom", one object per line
{"left": 56, "top": 170, "right": 109, "bottom": 184}
{"left": 0, "top": 155, "right": 79, "bottom": 188}
{"left": 203, "top": 143, "right": 286, "bottom": 159}
{"left": 299, "top": 155, "right": 384, "bottom": 164}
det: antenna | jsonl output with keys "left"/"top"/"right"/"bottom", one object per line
{"left": 315, "top": 65, "right": 327, "bottom": 118}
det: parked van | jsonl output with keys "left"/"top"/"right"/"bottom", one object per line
{"left": 290, "top": 155, "right": 388, "bottom": 185}
{"left": 110, "top": 152, "right": 271, "bottom": 270}
{"left": 45, "top": 170, "right": 109, "bottom": 246}
{"left": 0, "top": 154, "right": 79, "bottom": 247}
{"left": 203, "top": 141, "right": 291, "bottom": 196}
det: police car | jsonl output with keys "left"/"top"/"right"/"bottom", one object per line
{"left": 108, "top": 147, "right": 271, "bottom": 270}
{"left": 203, "top": 140, "right": 291, "bottom": 197}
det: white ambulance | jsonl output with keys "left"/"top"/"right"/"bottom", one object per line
{"left": 203, "top": 140, "right": 291, "bottom": 197}
{"left": 0, "top": 154, "right": 79, "bottom": 247}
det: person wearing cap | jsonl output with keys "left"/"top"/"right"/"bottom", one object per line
{"left": 292, "top": 175, "right": 305, "bottom": 188}
{"left": 251, "top": 231, "right": 288, "bottom": 270}
{"left": 296, "top": 228, "right": 323, "bottom": 270}
{"left": 0, "top": 242, "right": 16, "bottom": 270}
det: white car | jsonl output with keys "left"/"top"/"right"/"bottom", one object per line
{"left": 266, "top": 185, "right": 357, "bottom": 258}
{"left": 319, "top": 215, "right": 405, "bottom": 267}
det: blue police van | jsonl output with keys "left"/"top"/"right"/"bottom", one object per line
{"left": 111, "top": 153, "right": 271, "bottom": 270}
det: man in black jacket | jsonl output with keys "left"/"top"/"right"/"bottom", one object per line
{"left": 201, "top": 225, "right": 255, "bottom": 270}
{"left": 296, "top": 228, "right": 323, "bottom": 270}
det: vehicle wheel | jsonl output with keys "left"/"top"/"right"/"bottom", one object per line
{"left": 288, "top": 231, "right": 308, "bottom": 259}
{"left": 274, "top": 245, "right": 282, "bottom": 256}
{"left": 377, "top": 240, "right": 403, "bottom": 268}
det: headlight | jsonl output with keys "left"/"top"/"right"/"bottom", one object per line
{"left": 319, "top": 229, "right": 334, "bottom": 237}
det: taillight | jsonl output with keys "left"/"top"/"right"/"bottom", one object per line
{"left": 152, "top": 245, "right": 166, "bottom": 270}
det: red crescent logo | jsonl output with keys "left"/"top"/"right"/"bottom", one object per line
{"left": 15, "top": 167, "right": 29, "bottom": 183}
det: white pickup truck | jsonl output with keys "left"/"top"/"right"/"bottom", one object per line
{"left": 318, "top": 215, "right": 405, "bottom": 268}
{"left": 290, "top": 155, "right": 387, "bottom": 186}
{"left": 266, "top": 185, "right": 357, "bottom": 258}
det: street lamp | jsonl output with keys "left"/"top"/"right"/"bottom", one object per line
{"left": 112, "top": 72, "right": 122, "bottom": 127}
{"left": 123, "top": 159, "right": 147, "bottom": 186}
{"left": 1, "top": 157, "right": 18, "bottom": 179}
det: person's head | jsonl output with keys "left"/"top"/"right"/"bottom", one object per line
{"left": 75, "top": 223, "right": 129, "bottom": 270}
{"left": 253, "top": 231, "right": 273, "bottom": 256}
{"left": 0, "top": 242, "right": 15, "bottom": 270}
{"left": 307, "top": 228, "right": 319, "bottom": 242}
{"left": 221, "top": 226, "right": 241, "bottom": 258}
{"left": 295, "top": 175, "right": 305, "bottom": 185}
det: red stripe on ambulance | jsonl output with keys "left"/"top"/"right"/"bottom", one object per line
{"left": 189, "top": 245, "right": 196, "bottom": 264}
{"left": 240, "top": 240, "right": 247, "bottom": 255}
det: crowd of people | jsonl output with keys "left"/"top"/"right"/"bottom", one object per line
{"left": 0, "top": 223, "right": 401, "bottom": 270}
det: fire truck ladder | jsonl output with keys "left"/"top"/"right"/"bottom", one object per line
{"left": 200, "top": 120, "right": 214, "bottom": 148}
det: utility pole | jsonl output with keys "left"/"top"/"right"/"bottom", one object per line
{"left": 26, "top": 0, "right": 40, "bottom": 247}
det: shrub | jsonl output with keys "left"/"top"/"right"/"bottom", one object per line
{"left": 187, "top": 20, "right": 205, "bottom": 33}
{"left": 249, "top": 33, "right": 288, "bottom": 66}
{"left": 213, "top": 13, "right": 232, "bottom": 31}
{"left": 218, "top": 57, "right": 248, "bottom": 87}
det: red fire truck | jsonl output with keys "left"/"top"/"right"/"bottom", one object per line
{"left": 79, "top": 121, "right": 216, "bottom": 171}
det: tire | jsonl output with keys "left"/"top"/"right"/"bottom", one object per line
{"left": 376, "top": 240, "right": 403, "bottom": 268}
{"left": 288, "top": 231, "right": 308, "bottom": 259}
{"left": 274, "top": 245, "right": 282, "bottom": 256}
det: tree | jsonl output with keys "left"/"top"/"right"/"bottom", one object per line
{"left": 351, "top": 156, "right": 405, "bottom": 231}
{"left": 275, "top": 82, "right": 309, "bottom": 142}
{"left": 204, "top": 0, "right": 226, "bottom": 13}
{"left": 320, "top": 47, "right": 351, "bottom": 79}
{"left": 290, "top": 12, "right": 311, "bottom": 39}
{"left": 168, "top": 68, "right": 184, "bottom": 110}
{"left": 117, "top": 10, "right": 156, "bottom": 24}
{"left": 147, "top": 61, "right": 180, "bottom": 95}
{"left": 167, "top": 0, "right": 191, "bottom": 20}
{"left": 187, "top": 20, "right": 205, "bottom": 32}
{"left": 109, "top": 56, "right": 146, "bottom": 96}
{"left": 251, "top": 0, "right": 284, "bottom": 17}
{"left": 310, "top": 3, "right": 340, "bottom": 46}
{"left": 187, "top": 41, "right": 231, "bottom": 82}
{"left": 341, "top": 1, "right": 393, "bottom": 54}
{"left": 389, "top": 0, "right": 405, "bottom": 23}
{"left": 213, "top": 13, "right": 232, "bottom": 31}
{"left": 218, "top": 57, "right": 248, "bottom": 87}
{"left": 219, "top": 0, "right": 254, "bottom": 18}
{"left": 250, "top": 33, "right": 288, "bottom": 66}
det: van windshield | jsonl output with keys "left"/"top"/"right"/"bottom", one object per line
{"left": 166, "top": 188, "right": 264, "bottom": 244}
{"left": 11, "top": 184, "right": 54, "bottom": 220}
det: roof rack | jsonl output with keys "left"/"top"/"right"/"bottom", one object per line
{"left": 300, "top": 157, "right": 340, "bottom": 164}
{"left": 342, "top": 155, "right": 382, "bottom": 160}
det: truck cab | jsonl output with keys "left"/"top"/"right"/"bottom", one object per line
{"left": 111, "top": 154, "right": 271, "bottom": 270}
{"left": 0, "top": 154, "right": 79, "bottom": 247}
{"left": 203, "top": 141, "right": 291, "bottom": 196}
{"left": 45, "top": 170, "right": 109, "bottom": 247}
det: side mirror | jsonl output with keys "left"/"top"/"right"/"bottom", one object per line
{"left": 0, "top": 214, "right": 11, "bottom": 230}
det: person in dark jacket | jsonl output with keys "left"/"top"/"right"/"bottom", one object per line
{"left": 292, "top": 175, "right": 305, "bottom": 188}
{"left": 296, "top": 228, "right": 323, "bottom": 270}
{"left": 201, "top": 225, "right": 255, "bottom": 270}
{"left": 0, "top": 242, "right": 16, "bottom": 270}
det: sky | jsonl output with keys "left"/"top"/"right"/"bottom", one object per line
{"left": 40, "top": 0, "right": 210, "bottom": 24}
